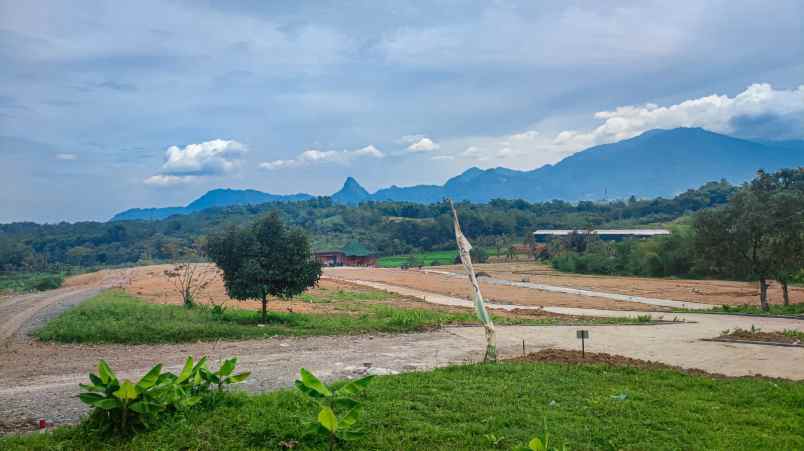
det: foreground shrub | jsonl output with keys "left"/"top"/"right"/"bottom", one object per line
{"left": 78, "top": 356, "right": 249, "bottom": 434}
{"left": 295, "top": 368, "right": 374, "bottom": 450}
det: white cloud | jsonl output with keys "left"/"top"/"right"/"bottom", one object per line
{"left": 407, "top": 137, "right": 440, "bottom": 152}
{"left": 144, "top": 139, "right": 246, "bottom": 185}
{"left": 433, "top": 83, "right": 804, "bottom": 171}
{"left": 144, "top": 174, "right": 196, "bottom": 186}
{"left": 553, "top": 83, "right": 804, "bottom": 151}
{"left": 159, "top": 139, "right": 246, "bottom": 176}
{"left": 431, "top": 155, "right": 454, "bottom": 161}
{"left": 260, "top": 144, "right": 384, "bottom": 170}
{"left": 55, "top": 153, "right": 77, "bottom": 160}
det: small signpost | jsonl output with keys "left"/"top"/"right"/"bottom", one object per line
{"left": 576, "top": 330, "right": 590, "bottom": 357}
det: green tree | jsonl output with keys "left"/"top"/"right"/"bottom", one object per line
{"left": 694, "top": 168, "right": 804, "bottom": 310}
{"left": 205, "top": 213, "right": 322, "bottom": 323}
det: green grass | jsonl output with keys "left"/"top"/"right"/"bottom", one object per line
{"left": 0, "top": 272, "right": 64, "bottom": 294}
{"left": 377, "top": 250, "right": 460, "bottom": 267}
{"left": 674, "top": 303, "right": 804, "bottom": 317}
{"left": 35, "top": 290, "right": 658, "bottom": 344}
{"left": 3, "top": 361, "right": 802, "bottom": 450}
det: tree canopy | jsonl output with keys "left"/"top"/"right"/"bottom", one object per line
{"left": 205, "top": 213, "right": 322, "bottom": 323}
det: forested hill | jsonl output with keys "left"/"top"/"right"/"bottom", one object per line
{"left": 111, "top": 128, "right": 802, "bottom": 220}
{"left": 1, "top": 179, "right": 737, "bottom": 272}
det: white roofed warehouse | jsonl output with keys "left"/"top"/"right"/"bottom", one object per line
{"left": 533, "top": 229, "right": 671, "bottom": 242}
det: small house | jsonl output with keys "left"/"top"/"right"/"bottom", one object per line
{"left": 314, "top": 241, "right": 377, "bottom": 267}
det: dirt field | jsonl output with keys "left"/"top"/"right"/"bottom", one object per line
{"left": 122, "top": 264, "right": 578, "bottom": 321}
{"left": 326, "top": 267, "right": 665, "bottom": 311}
{"left": 400, "top": 262, "right": 803, "bottom": 307}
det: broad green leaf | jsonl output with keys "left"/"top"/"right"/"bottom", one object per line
{"left": 338, "top": 375, "right": 374, "bottom": 396}
{"left": 78, "top": 393, "right": 105, "bottom": 405}
{"left": 339, "top": 406, "right": 362, "bottom": 429}
{"left": 137, "top": 364, "right": 163, "bottom": 389}
{"left": 193, "top": 356, "right": 208, "bottom": 373}
{"left": 176, "top": 356, "right": 194, "bottom": 383}
{"left": 333, "top": 397, "right": 359, "bottom": 411}
{"left": 129, "top": 401, "right": 148, "bottom": 413}
{"left": 219, "top": 358, "right": 237, "bottom": 376}
{"left": 299, "top": 368, "right": 331, "bottom": 397}
{"left": 113, "top": 380, "right": 139, "bottom": 401}
{"left": 318, "top": 407, "right": 337, "bottom": 432}
{"left": 93, "top": 398, "right": 122, "bottom": 410}
{"left": 528, "top": 437, "right": 545, "bottom": 451}
{"left": 79, "top": 383, "right": 105, "bottom": 393}
{"left": 88, "top": 373, "right": 105, "bottom": 388}
{"left": 227, "top": 371, "right": 250, "bottom": 383}
{"left": 98, "top": 360, "right": 116, "bottom": 384}
{"left": 295, "top": 380, "right": 322, "bottom": 399}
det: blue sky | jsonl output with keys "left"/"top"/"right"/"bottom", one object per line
{"left": 1, "top": 0, "right": 803, "bottom": 222}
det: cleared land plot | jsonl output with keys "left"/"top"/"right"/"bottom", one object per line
{"left": 3, "top": 358, "right": 803, "bottom": 450}
{"left": 428, "top": 261, "right": 804, "bottom": 307}
{"left": 326, "top": 267, "right": 664, "bottom": 311}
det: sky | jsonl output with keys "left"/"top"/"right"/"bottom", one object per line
{"left": 1, "top": 0, "right": 803, "bottom": 223}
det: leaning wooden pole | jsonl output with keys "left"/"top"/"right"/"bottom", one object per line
{"left": 449, "top": 199, "right": 497, "bottom": 363}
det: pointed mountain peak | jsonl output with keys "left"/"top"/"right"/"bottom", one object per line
{"left": 331, "top": 177, "right": 370, "bottom": 204}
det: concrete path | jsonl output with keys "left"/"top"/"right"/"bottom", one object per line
{"left": 420, "top": 268, "right": 715, "bottom": 310}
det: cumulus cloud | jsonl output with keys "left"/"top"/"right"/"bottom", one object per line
{"left": 144, "top": 139, "right": 246, "bottom": 186}
{"left": 144, "top": 174, "right": 196, "bottom": 186}
{"left": 260, "top": 145, "right": 384, "bottom": 170}
{"left": 406, "top": 137, "right": 440, "bottom": 152}
{"left": 553, "top": 83, "right": 804, "bottom": 151}
{"left": 55, "top": 153, "right": 77, "bottom": 160}
{"left": 159, "top": 139, "right": 246, "bottom": 176}
{"left": 437, "top": 83, "right": 804, "bottom": 171}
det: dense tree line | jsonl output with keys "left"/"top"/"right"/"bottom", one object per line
{"left": 550, "top": 168, "right": 804, "bottom": 309}
{"left": 0, "top": 179, "right": 737, "bottom": 273}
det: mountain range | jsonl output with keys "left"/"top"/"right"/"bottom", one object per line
{"left": 111, "top": 127, "right": 803, "bottom": 221}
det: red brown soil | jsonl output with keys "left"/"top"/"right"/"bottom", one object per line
{"left": 327, "top": 267, "right": 661, "bottom": 311}
{"left": 430, "top": 262, "right": 803, "bottom": 307}
{"left": 717, "top": 330, "right": 803, "bottom": 345}
{"left": 506, "top": 348, "right": 734, "bottom": 378}
{"left": 122, "top": 264, "right": 583, "bottom": 321}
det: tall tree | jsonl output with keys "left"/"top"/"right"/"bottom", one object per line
{"left": 695, "top": 168, "right": 804, "bottom": 310}
{"left": 206, "top": 213, "right": 322, "bottom": 323}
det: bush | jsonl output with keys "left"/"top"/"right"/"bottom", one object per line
{"left": 32, "top": 274, "right": 64, "bottom": 291}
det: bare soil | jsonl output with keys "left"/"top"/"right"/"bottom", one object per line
{"left": 717, "top": 330, "right": 803, "bottom": 346}
{"left": 326, "top": 267, "right": 662, "bottom": 311}
{"left": 424, "top": 262, "right": 803, "bottom": 306}
{"left": 123, "top": 264, "right": 608, "bottom": 322}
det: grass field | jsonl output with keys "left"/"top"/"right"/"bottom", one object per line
{"left": 36, "top": 290, "right": 657, "bottom": 344}
{"left": 377, "top": 250, "right": 459, "bottom": 267}
{"left": 0, "top": 272, "right": 64, "bottom": 294}
{"left": 3, "top": 360, "right": 802, "bottom": 450}
{"left": 674, "top": 303, "right": 804, "bottom": 317}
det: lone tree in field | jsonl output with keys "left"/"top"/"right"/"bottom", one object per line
{"left": 695, "top": 168, "right": 804, "bottom": 310}
{"left": 206, "top": 213, "right": 322, "bottom": 323}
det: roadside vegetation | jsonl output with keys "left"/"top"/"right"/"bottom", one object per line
{"left": 674, "top": 303, "right": 804, "bottom": 317}
{"left": 35, "top": 290, "right": 653, "bottom": 344}
{"left": 3, "top": 359, "right": 803, "bottom": 450}
{"left": 0, "top": 272, "right": 64, "bottom": 294}
{"left": 549, "top": 168, "right": 804, "bottom": 311}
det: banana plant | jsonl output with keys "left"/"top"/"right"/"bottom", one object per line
{"left": 199, "top": 357, "right": 252, "bottom": 392}
{"left": 294, "top": 368, "right": 374, "bottom": 450}
{"left": 78, "top": 360, "right": 170, "bottom": 432}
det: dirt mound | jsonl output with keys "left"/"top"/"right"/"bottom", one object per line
{"left": 507, "top": 348, "right": 732, "bottom": 378}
